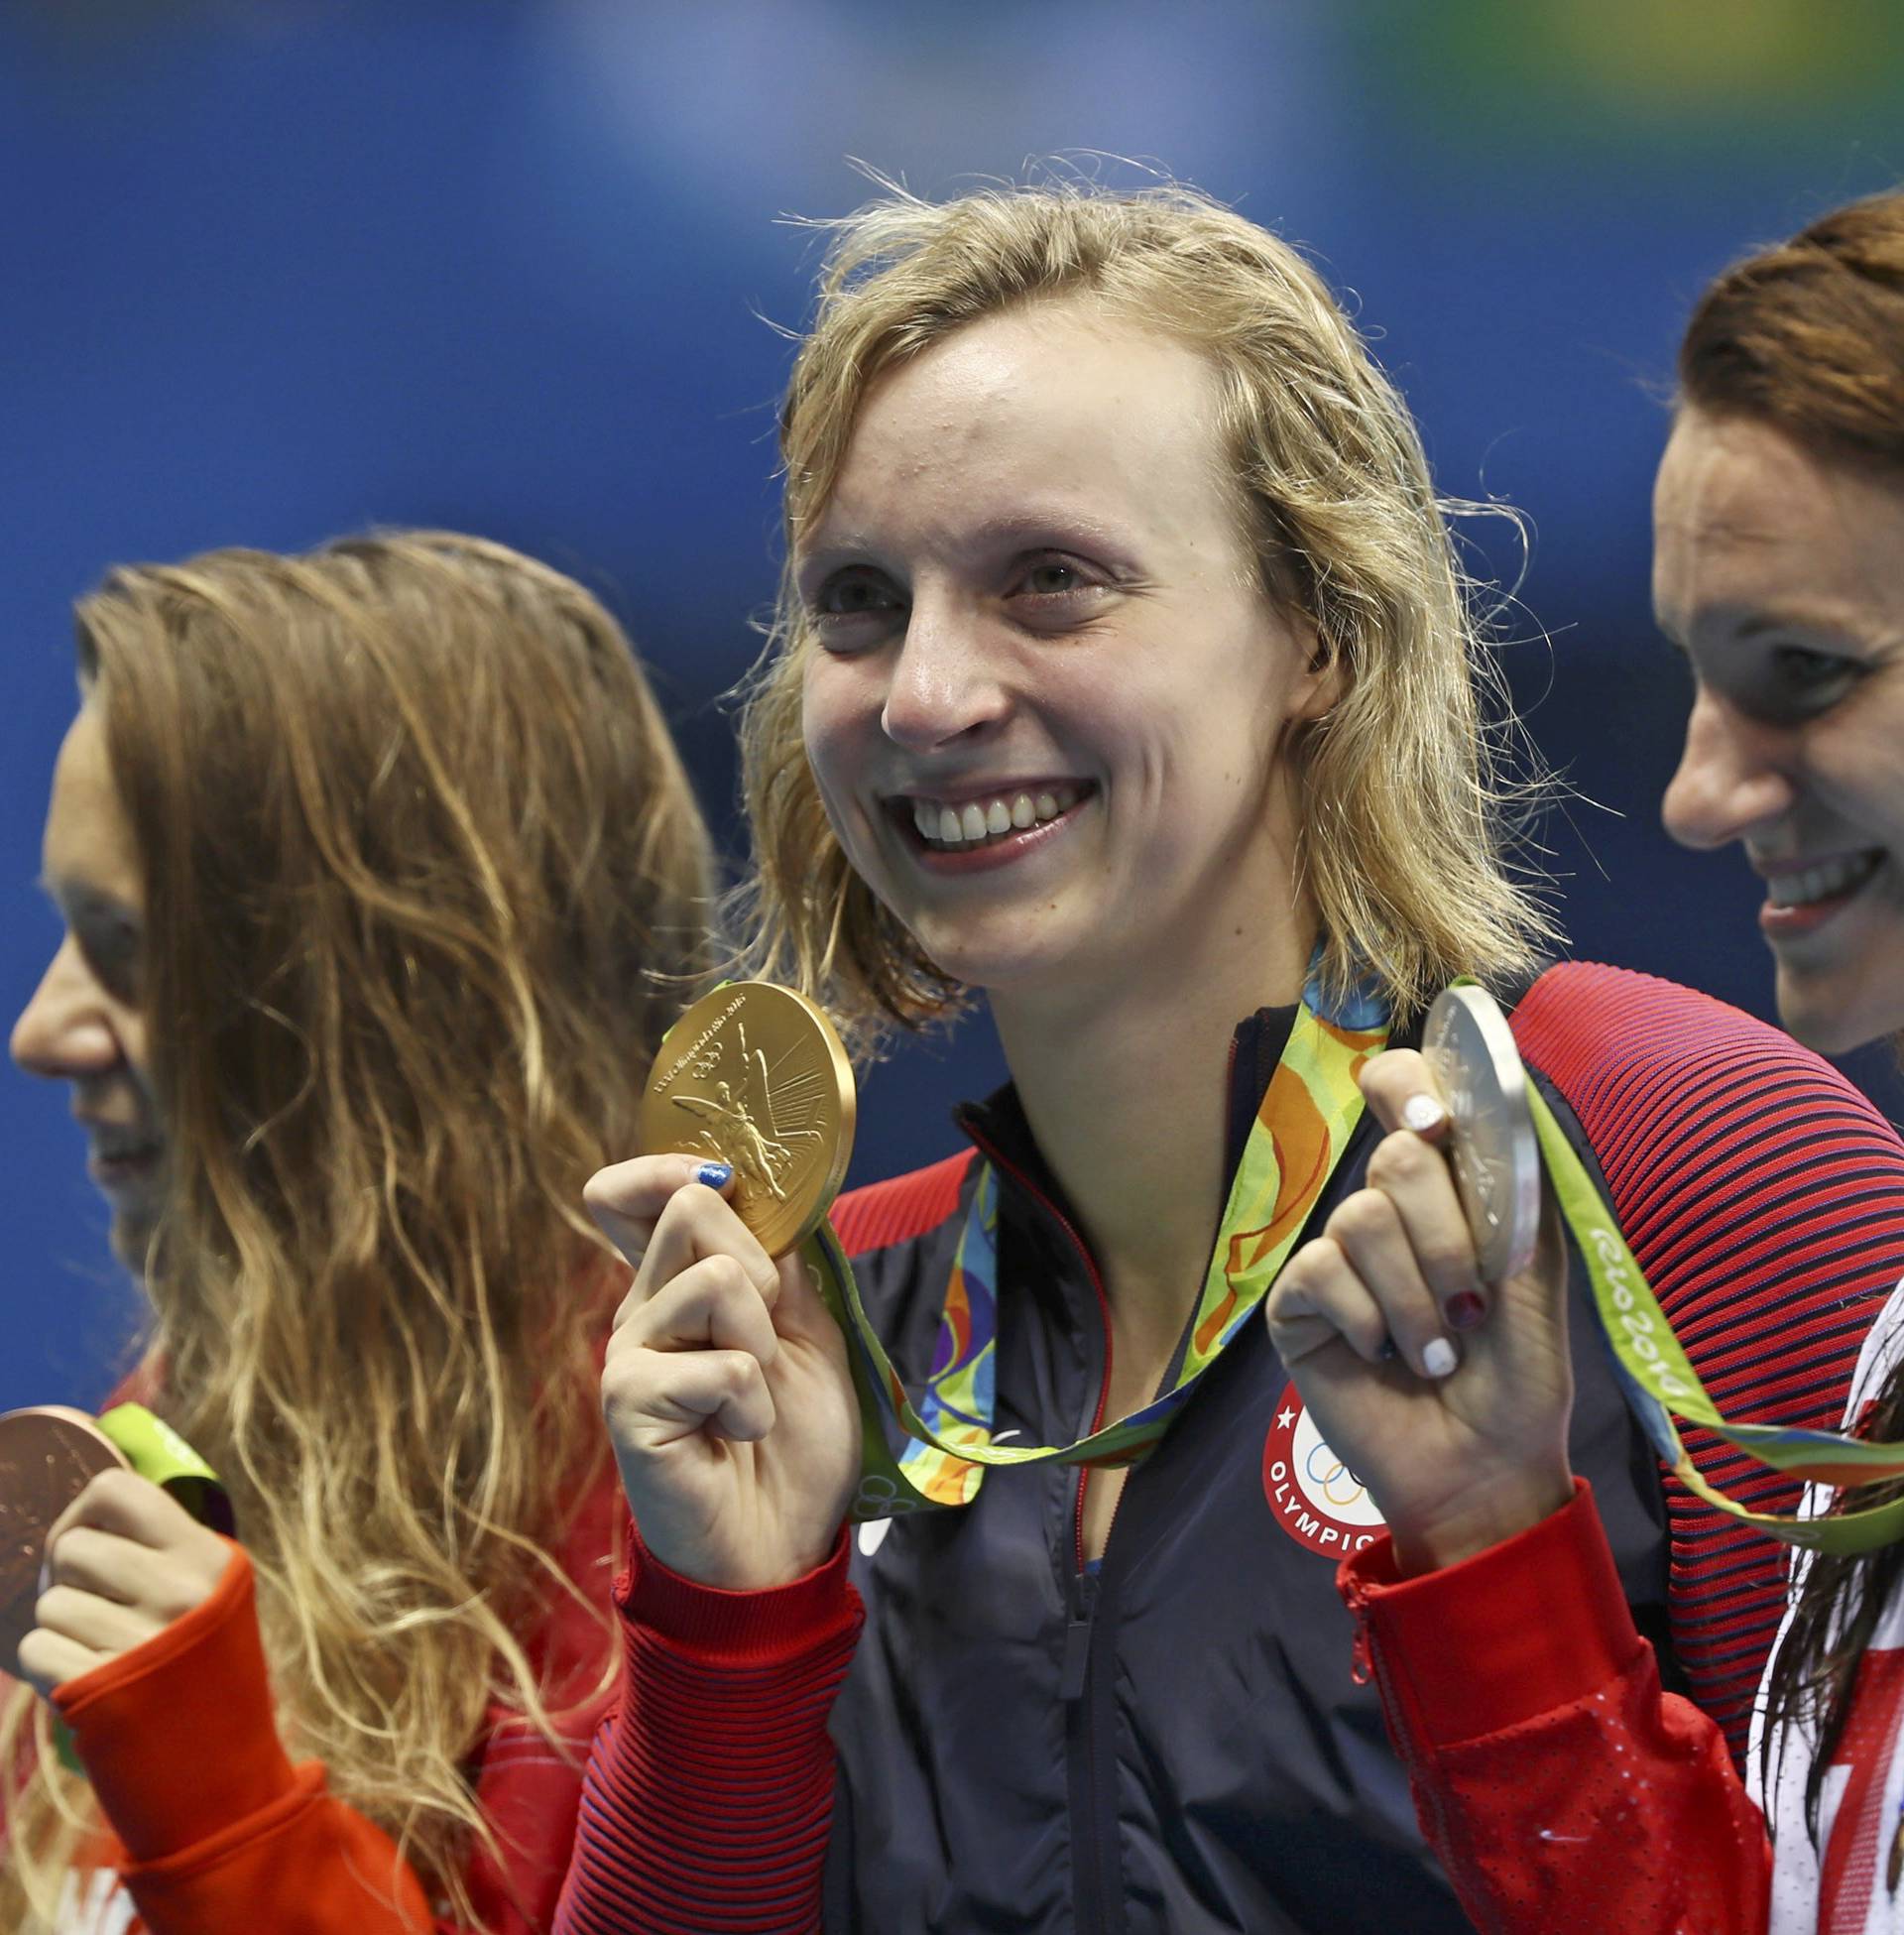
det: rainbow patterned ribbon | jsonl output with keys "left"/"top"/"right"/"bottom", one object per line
{"left": 809, "top": 968, "right": 1388, "bottom": 1521}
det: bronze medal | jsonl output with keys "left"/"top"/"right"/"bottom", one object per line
{"left": 1423, "top": 984, "right": 1542, "bottom": 1284}
{"left": 642, "top": 983, "right": 857, "bottom": 1258}
{"left": 0, "top": 1406, "right": 130, "bottom": 1664}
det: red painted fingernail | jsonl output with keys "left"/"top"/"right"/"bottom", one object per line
{"left": 1447, "top": 1291, "right": 1487, "bottom": 1331}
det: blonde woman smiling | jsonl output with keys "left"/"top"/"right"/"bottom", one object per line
{"left": 559, "top": 184, "right": 1904, "bottom": 1935}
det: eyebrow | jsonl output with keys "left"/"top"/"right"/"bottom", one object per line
{"left": 797, "top": 509, "right": 1144, "bottom": 577}
{"left": 1666, "top": 606, "right": 1857, "bottom": 649}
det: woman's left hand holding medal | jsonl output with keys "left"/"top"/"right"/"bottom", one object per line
{"left": 1265, "top": 1049, "right": 1576, "bottom": 1575}
{"left": 16, "top": 1470, "right": 230, "bottom": 1695}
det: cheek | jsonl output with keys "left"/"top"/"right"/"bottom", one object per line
{"left": 799, "top": 674, "right": 846, "bottom": 790}
{"left": 1805, "top": 716, "right": 1904, "bottom": 848}
{"left": 799, "top": 661, "right": 876, "bottom": 838}
{"left": 119, "top": 1009, "right": 154, "bottom": 1090}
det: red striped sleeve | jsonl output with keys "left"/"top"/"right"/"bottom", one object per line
{"left": 831, "top": 1149, "right": 974, "bottom": 1257}
{"left": 1512, "top": 962, "right": 1904, "bottom": 1760}
{"left": 553, "top": 1526, "right": 861, "bottom": 1935}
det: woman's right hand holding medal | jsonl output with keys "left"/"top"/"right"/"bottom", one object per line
{"left": 1265, "top": 1049, "right": 1577, "bottom": 1575}
{"left": 588, "top": 1154, "right": 860, "bottom": 1591}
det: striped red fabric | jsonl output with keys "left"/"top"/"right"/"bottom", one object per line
{"left": 1512, "top": 961, "right": 1904, "bottom": 1761}
{"left": 831, "top": 1148, "right": 976, "bottom": 1259}
{"left": 555, "top": 1539, "right": 863, "bottom": 1935}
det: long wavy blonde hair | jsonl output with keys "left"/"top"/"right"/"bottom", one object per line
{"left": 740, "top": 180, "right": 1555, "bottom": 1047}
{"left": 1, "top": 533, "right": 711, "bottom": 1925}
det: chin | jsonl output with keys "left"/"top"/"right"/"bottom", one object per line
{"left": 1773, "top": 968, "right": 1904, "bottom": 1060}
{"left": 108, "top": 1211, "right": 161, "bottom": 1284}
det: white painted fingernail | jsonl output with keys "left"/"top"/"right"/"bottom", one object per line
{"left": 1403, "top": 1094, "right": 1445, "bottom": 1134}
{"left": 1422, "top": 1337, "right": 1458, "bottom": 1379}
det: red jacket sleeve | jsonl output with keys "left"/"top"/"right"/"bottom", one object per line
{"left": 54, "top": 1541, "right": 438, "bottom": 1934}
{"left": 1340, "top": 1481, "right": 1773, "bottom": 1935}
{"left": 554, "top": 1521, "right": 863, "bottom": 1935}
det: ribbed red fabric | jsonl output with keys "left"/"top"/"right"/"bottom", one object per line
{"left": 1822, "top": 1647, "right": 1904, "bottom": 1932}
{"left": 830, "top": 1148, "right": 975, "bottom": 1258}
{"left": 553, "top": 1531, "right": 862, "bottom": 1935}
{"left": 1512, "top": 961, "right": 1904, "bottom": 1760}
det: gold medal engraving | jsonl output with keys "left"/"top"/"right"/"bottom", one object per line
{"left": 0, "top": 1407, "right": 130, "bottom": 1662}
{"left": 642, "top": 983, "right": 856, "bottom": 1257}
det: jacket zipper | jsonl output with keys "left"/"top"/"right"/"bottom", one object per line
{"left": 958, "top": 1124, "right": 1120, "bottom": 1579}
{"left": 961, "top": 1125, "right": 1124, "bottom": 1932}
{"left": 965, "top": 1031, "right": 1256, "bottom": 1930}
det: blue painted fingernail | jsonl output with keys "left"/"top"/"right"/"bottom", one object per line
{"left": 695, "top": 1161, "right": 733, "bottom": 1189}
{"left": 1378, "top": 1336, "right": 1399, "bottom": 1362}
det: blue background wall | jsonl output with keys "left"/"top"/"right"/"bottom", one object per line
{"left": 6, "top": 0, "right": 1903, "bottom": 1410}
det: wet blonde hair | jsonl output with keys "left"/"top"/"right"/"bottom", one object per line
{"left": 1, "top": 533, "right": 711, "bottom": 1925}
{"left": 739, "top": 180, "right": 1553, "bottom": 1045}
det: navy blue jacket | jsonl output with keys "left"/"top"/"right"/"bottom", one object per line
{"left": 560, "top": 964, "right": 1904, "bottom": 1935}
{"left": 817, "top": 967, "right": 1904, "bottom": 1932}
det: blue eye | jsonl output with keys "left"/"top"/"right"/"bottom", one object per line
{"left": 1771, "top": 645, "right": 1857, "bottom": 699}
{"left": 68, "top": 905, "right": 142, "bottom": 1004}
{"left": 816, "top": 571, "right": 901, "bottom": 617}
{"left": 806, "top": 569, "right": 905, "bottom": 650}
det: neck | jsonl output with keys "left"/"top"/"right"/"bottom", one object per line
{"left": 989, "top": 911, "right": 1315, "bottom": 1340}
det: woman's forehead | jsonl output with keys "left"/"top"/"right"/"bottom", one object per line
{"left": 1654, "top": 413, "right": 1904, "bottom": 636}
{"left": 44, "top": 706, "right": 141, "bottom": 907}
{"left": 807, "top": 307, "right": 1236, "bottom": 557}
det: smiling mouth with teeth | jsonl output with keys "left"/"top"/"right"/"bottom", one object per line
{"left": 908, "top": 786, "right": 1082, "bottom": 852}
{"left": 1764, "top": 850, "right": 1885, "bottom": 907}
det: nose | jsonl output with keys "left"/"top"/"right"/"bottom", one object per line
{"left": 878, "top": 595, "right": 1012, "bottom": 754}
{"left": 1661, "top": 685, "right": 1797, "bottom": 851}
{"left": 10, "top": 937, "right": 124, "bottom": 1081}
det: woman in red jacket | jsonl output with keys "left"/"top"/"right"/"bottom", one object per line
{"left": 1267, "top": 190, "right": 1904, "bottom": 1932}
{"left": 1, "top": 534, "right": 711, "bottom": 1933}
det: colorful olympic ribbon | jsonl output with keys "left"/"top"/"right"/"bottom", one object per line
{"left": 808, "top": 969, "right": 1388, "bottom": 1521}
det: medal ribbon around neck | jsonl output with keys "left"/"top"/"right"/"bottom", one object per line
{"left": 1530, "top": 1078, "right": 1904, "bottom": 1554}
{"left": 807, "top": 966, "right": 1388, "bottom": 1520}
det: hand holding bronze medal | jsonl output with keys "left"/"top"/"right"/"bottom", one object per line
{"left": 1421, "top": 983, "right": 1542, "bottom": 1285}
{"left": 0, "top": 1406, "right": 130, "bottom": 1666}
{"left": 640, "top": 983, "right": 857, "bottom": 1257}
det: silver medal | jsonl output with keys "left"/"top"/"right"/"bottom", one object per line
{"left": 1422, "top": 985, "right": 1542, "bottom": 1283}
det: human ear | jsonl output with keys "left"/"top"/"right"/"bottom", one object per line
{"left": 1286, "top": 611, "right": 1345, "bottom": 723}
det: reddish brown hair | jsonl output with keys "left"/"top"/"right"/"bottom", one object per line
{"left": 1689, "top": 189, "right": 1904, "bottom": 1845}
{"left": 1680, "top": 189, "right": 1904, "bottom": 470}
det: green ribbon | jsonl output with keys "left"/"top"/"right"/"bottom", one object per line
{"left": 95, "top": 1403, "right": 235, "bottom": 1536}
{"left": 1535, "top": 1078, "right": 1904, "bottom": 1554}
{"left": 52, "top": 1406, "right": 232, "bottom": 1773}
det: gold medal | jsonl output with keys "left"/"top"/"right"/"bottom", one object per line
{"left": 641, "top": 983, "right": 857, "bottom": 1258}
{"left": 0, "top": 1406, "right": 130, "bottom": 1662}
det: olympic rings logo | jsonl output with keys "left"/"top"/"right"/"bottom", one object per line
{"left": 1303, "top": 1441, "right": 1368, "bottom": 1510}
{"left": 852, "top": 1471, "right": 934, "bottom": 1520}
